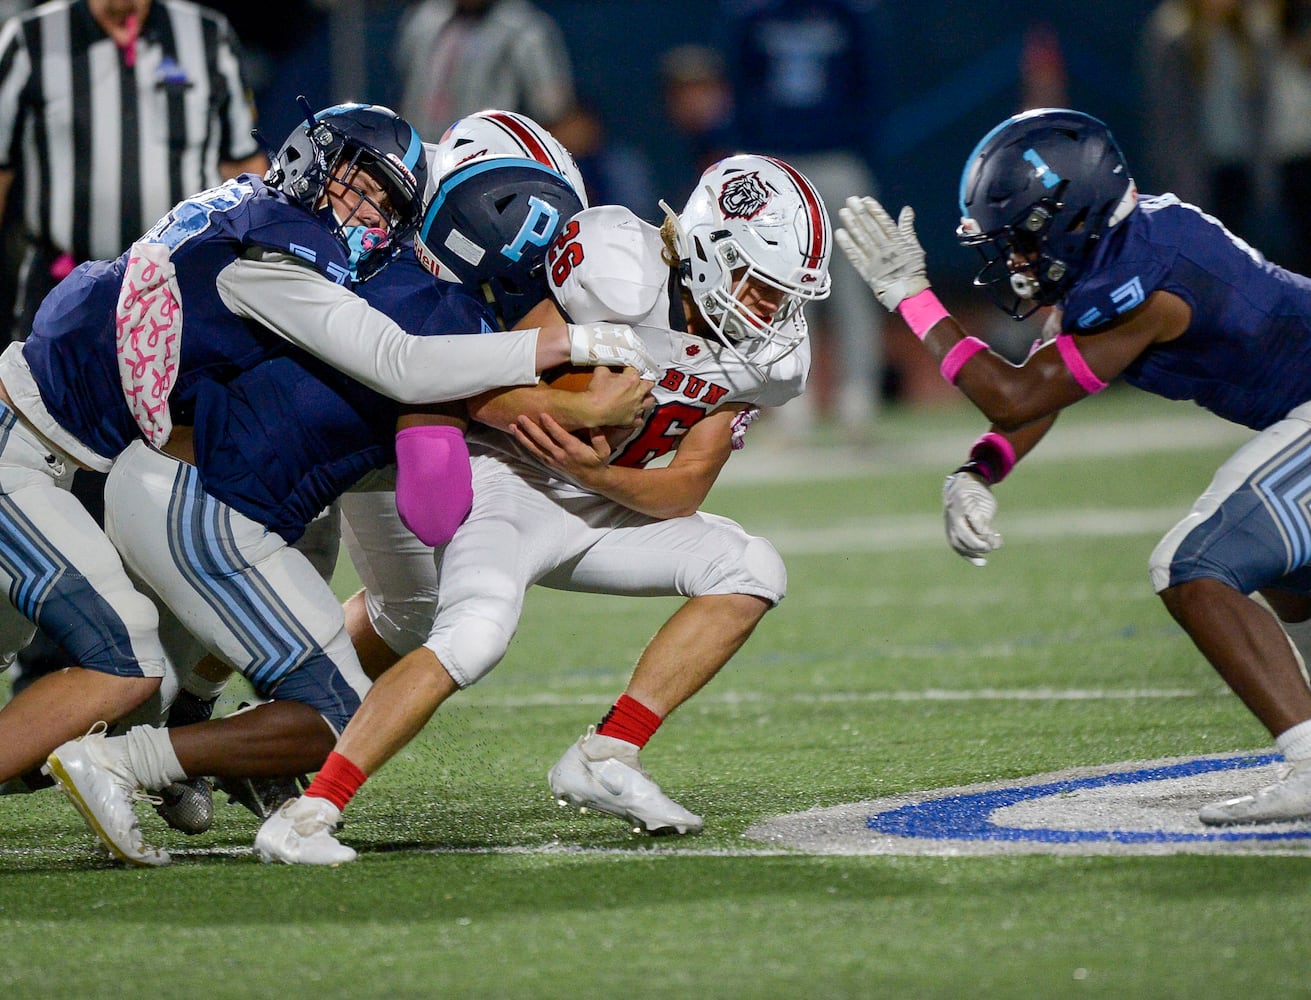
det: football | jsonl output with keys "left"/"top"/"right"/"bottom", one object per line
{"left": 541, "top": 364, "right": 632, "bottom": 449}
{"left": 543, "top": 364, "right": 595, "bottom": 392}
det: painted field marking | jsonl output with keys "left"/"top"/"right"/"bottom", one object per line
{"left": 745, "top": 753, "right": 1311, "bottom": 856}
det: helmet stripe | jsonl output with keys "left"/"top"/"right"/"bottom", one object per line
{"left": 485, "top": 111, "right": 555, "bottom": 171}
{"left": 765, "top": 155, "right": 828, "bottom": 267}
{"left": 402, "top": 124, "right": 424, "bottom": 174}
{"left": 958, "top": 115, "right": 1017, "bottom": 214}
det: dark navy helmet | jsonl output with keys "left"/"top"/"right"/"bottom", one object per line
{"left": 957, "top": 108, "right": 1137, "bottom": 319}
{"left": 266, "top": 99, "right": 427, "bottom": 281}
{"left": 414, "top": 156, "right": 584, "bottom": 329}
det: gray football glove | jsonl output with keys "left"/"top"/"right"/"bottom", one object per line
{"left": 943, "top": 471, "right": 1002, "bottom": 566}
{"left": 836, "top": 196, "right": 930, "bottom": 312}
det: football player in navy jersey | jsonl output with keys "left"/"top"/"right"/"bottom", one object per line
{"left": 838, "top": 107, "right": 1311, "bottom": 826}
{"left": 0, "top": 103, "right": 654, "bottom": 864}
{"left": 52, "top": 160, "right": 649, "bottom": 866}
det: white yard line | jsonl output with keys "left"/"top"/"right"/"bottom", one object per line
{"left": 464, "top": 687, "right": 1220, "bottom": 709}
{"left": 722, "top": 409, "right": 1253, "bottom": 484}
{"left": 763, "top": 507, "right": 1184, "bottom": 554}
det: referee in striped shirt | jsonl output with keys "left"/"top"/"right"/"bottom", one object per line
{"left": 0, "top": 0, "right": 265, "bottom": 703}
{"left": 0, "top": 0, "right": 266, "bottom": 341}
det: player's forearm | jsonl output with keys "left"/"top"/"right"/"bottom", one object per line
{"left": 954, "top": 414, "right": 1056, "bottom": 487}
{"left": 920, "top": 318, "right": 1083, "bottom": 430}
{"left": 470, "top": 384, "right": 607, "bottom": 433}
{"left": 576, "top": 462, "right": 718, "bottom": 519}
{"left": 218, "top": 255, "right": 542, "bottom": 402}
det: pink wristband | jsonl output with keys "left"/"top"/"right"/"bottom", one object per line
{"left": 939, "top": 336, "right": 989, "bottom": 384}
{"left": 897, "top": 288, "right": 950, "bottom": 340}
{"left": 1055, "top": 333, "right": 1108, "bottom": 394}
{"left": 970, "top": 431, "right": 1016, "bottom": 483}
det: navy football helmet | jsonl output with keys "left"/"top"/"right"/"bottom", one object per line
{"left": 414, "top": 156, "right": 584, "bottom": 329}
{"left": 957, "top": 108, "right": 1138, "bottom": 319}
{"left": 266, "top": 99, "right": 427, "bottom": 281}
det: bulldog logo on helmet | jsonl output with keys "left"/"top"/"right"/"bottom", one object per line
{"left": 718, "top": 172, "right": 771, "bottom": 220}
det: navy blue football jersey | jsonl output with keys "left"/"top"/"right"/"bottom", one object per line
{"left": 23, "top": 175, "right": 349, "bottom": 460}
{"left": 1063, "top": 194, "right": 1311, "bottom": 430}
{"left": 191, "top": 247, "right": 495, "bottom": 541}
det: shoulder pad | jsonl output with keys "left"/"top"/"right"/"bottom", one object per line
{"left": 548, "top": 206, "right": 668, "bottom": 323}
{"left": 240, "top": 183, "right": 353, "bottom": 285}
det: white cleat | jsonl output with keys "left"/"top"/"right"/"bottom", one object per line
{"left": 254, "top": 795, "right": 357, "bottom": 865}
{"left": 45, "top": 725, "right": 171, "bottom": 867}
{"left": 1200, "top": 758, "right": 1311, "bottom": 825}
{"left": 547, "top": 728, "right": 703, "bottom": 835}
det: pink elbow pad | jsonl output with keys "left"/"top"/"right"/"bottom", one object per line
{"left": 394, "top": 424, "right": 472, "bottom": 546}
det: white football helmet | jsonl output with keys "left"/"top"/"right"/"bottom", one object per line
{"left": 665, "top": 154, "right": 831, "bottom": 366}
{"left": 425, "top": 109, "right": 588, "bottom": 207}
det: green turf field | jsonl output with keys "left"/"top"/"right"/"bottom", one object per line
{"left": 2, "top": 389, "right": 1306, "bottom": 999}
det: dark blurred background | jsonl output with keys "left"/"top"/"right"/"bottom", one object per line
{"left": 119, "top": 0, "right": 1301, "bottom": 413}
{"left": 233, "top": 0, "right": 1161, "bottom": 297}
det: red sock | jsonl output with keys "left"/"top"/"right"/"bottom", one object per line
{"left": 596, "top": 693, "right": 662, "bottom": 748}
{"left": 304, "top": 751, "right": 368, "bottom": 811}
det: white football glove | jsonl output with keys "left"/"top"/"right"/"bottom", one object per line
{"left": 942, "top": 471, "right": 1002, "bottom": 567}
{"left": 568, "top": 322, "right": 660, "bottom": 381}
{"left": 835, "top": 196, "right": 931, "bottom": 312}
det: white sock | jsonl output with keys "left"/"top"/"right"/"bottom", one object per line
{"left": 1275, "top": 719, "right": 1311, "bottom": 762}
{"left": 121, "top": 725, "right": 188, "bottom": 790}
{"left": 181, "top": 672, "right": 228, "bottom": 703}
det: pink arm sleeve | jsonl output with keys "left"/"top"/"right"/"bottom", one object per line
{"left": 394, "top": 424, "right": 472, "bottom": 547}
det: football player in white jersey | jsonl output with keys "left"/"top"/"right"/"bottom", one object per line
{"left": 256, "top": 153, "right": 834, "bottom": 864}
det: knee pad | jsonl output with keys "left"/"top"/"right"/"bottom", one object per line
{"left": 739, "top": 535, "right": 787, "bottom": 603}
{"left": 690, "top": 529, "right": 787, "bottom": 604}
{"left": 72, "top": 583, "right": 170, "bottom": 678}
{"left": 268, "top": 644, "right": 367, "bottom": 736}
{"left": 426, "top": 612, "right": 515, "bottom": 688}
{"left": 113, "top": 670, "right": 178, "bottom": 730}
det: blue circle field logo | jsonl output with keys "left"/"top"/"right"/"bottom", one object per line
{"left": 744, "top": 753, "right": 1311, "bottom": 856}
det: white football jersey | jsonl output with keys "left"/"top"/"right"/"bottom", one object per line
{"left": 469, "top": 205, "right": 810, "bottom": 472}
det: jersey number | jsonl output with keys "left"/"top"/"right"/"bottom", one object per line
{"left": 612, "top": 401, "right": 704, "bottom": 468}
{"left": 549, "top": 220, "right": 583, "bottom": 287}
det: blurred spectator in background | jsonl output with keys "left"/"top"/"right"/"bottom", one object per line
{"left": 0, "top": 0, "right": 265, "bottom": 342}
{"left": 208, "top": 1, "right": 331, "bottom": 134}
{"left": 1139, "top": 0, "right": 1279, "bottom": 244}
{"left": 722, "top": 0, "right": 887, "bottom": 442}
{"left": 394, "top": 0, "right": 575, "bottom": 142}
{"left": 0, "top": 0, "right": 264, "bottom": 697}
{"left": 659, "top": 43, "right": 736, "bottom": 194}
{"left": 0, "top": 0, "right": 31, "bottom": 331}
{"left": 1019, "top": 22, "right": 1068, "bottom": 111}
{"left": 551, "top": 99, "right": 656, "bottom": 219}
{"left": 1270, "top": 0, "right": 1311, "bottom": 275}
